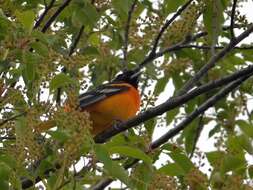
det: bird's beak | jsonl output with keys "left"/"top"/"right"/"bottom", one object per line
{"left": 130, "top": 70, "right": 141, "bottom": 80}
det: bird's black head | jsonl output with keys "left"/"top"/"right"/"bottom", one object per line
{"left": 113, "top": 70, "right": 141, "bottom": 88}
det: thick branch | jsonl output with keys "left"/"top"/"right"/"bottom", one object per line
{"left": 92, "top": 74, "right": 252, "bottom": 189}
{"left": 94, "top": 64, "right": 253, "bottom": 143}
{"left": 41, "top": 0, "right": 72, "bottom": 33}
{"left": 150, "top": 74, "right": 250, "bottom": 149}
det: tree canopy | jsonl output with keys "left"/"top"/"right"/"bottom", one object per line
{"left": 0, "top": 0, "right": 253, "bottom": 189}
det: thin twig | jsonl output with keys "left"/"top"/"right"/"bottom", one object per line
{"left": 69, "top": 25, "right": 85, "bottom": 56}
{"left": 177, "top": 24, "right": 253, "bottom": 96}
{"left": 123, "top": 0, "right": 138, "bottom": 69}
{"left": 34, "top": 0, "right": 56, "bottom": 29}
{"left": 0, "top": 112, "right": 26, "bottom": 127}
{"left": 150, "top": 0, "right": 193, "bottom": 55}
{"left": 189, "top": 113, "right": 204, "bottom": 158}
{"left": 178, "top": 44, "right": 253, "bottom": 50}
{"left": 41, "top": 0, "right": 72, "bottom": 33}
{"left": 230, "top": 0, "right": 237, "bottom": 40}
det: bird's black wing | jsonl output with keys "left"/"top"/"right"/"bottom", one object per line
{"left": 78, "top": 83, "right": 129, "bottom": 109}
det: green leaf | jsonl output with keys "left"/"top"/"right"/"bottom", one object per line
{"left": 22, "top": 52, "right": 39, "bottom": 83}
{"left": 208, "top": 124, "right": 220, "bottom": 138}
{"left": 154, "top": 75, "right": 169, "bottom": 95}
{"left": 48, "top": 130, "right": 70, "bottom": 143}
{"left": 248, "top": 165, "right": 253, "bottom": 179}
{"left": 221, "top": 155, "right": 246, "bottom": 174}
{"left": 0, "top": 14, "right": 10, "bottom": 41}
{"left": 16, "top": 10, "right": 35, "bottom": 33}
{"left": 144, "top": 118, "right": 156, "bottom": 138}
{"left": 183, "top": 120, "right": 198, "bottom": 155}
{"left": 0, "top": 155, "right": 16, "bottom": 169}
{"left": 166, "top": 108, "right": 179, "bottom": 125}
{"left": 236, "top": 120, "right": 253, "bottom": 139}
{"left": 169, "top": 152, "right": 194, "bottom": 173}
{"left": 109, "top": 146, "right": 152, "bottom": 164}
{"left": 30, "top": 41, "right": 49, "bottom": 57}
{"left": 112, "top": 0, "right": 132, "bottom": 19}
{"left": 163, "top": 0, "right": 185, "bottom": 14}
{"left": 49, "top": 73, "right": 75, "bottom": 92}
{"left": 132, "top": 163, "right": 153, "bottom": 190}
{"left": 206, "top": 151, "right": 225, "bottom": 168}
{"left": 72, "top": 3, "right": 99, "bottom": 28}
{"left": 158, "top": 163, "right": 186, "bottom": 176}
{"left": 203, "top": 0, "right": 224, "bottom": 45}
{"left": 94, "top": 145, "right": 133, "bottom": 188}
{"left": 0, "top": 163, "right": 10, "bottom": 181}
{"left": 237, "top": 135, "right": 253, "bottom": 155}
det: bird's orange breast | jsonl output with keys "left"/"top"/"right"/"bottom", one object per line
{"left": 84, "top": 83, "right": 140, "bottom": 135}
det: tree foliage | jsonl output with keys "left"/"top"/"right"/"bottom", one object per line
{"left": 0, "top": 0, "right": 253, "bottom": 189}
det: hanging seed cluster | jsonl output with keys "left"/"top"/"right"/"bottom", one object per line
{"left": 53, "top": 94, "right": 93, "bottom": 166}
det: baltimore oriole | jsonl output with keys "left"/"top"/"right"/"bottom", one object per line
{"left": 37, "top": 70, "right": 141, "bottom": 135}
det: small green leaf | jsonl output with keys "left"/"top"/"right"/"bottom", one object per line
{"left": 206, "top": 151, "right": 225, "bottom": 168}
{"left": 112, "top": 0, "right": 132, "bottom": 19}
{"left": 169, "top": 152, "right": 194, "bottom": 173}
{"left": 236, "top": 120, "right": 253, "bottom": 139}
{"left": 0, "top": 163, "right": 11, "bottom": 181}
{"left": 158, "top": 163, "right": 185, "bottom": 176}
{"left": 94, "top": 145, "right": 133, "bottom": 188}
{"left": 49, "top": 73, "right": 75, "bottom": 92}
{"left": 132, "top": 163, "right": 153, "bottom": 189}
{"left": 154, "top": 75, "right": 169, "bottom": 95}
{"left": 166, "top": 108, "right": 179, "bottom": 125}
{"left": 22, "top": 52, "right": 39, "bottom": 83}
{"left": 16, "top": 10, "right": 35, "bottom": 33}
{"left": 48, "top": 130, "right": 69, "bottom": 143}
{"left": 163, "top": 0, "right": 185, "bottom": 14}
{"left": 221, "top": 155, "right": 246, "bottom": 174}
{"left": 30, "top": 41, "right": 49, "bottom": 57}
{"left": 109, "top": 146, "right": 152, "bottom": 164}
{"left": 248, "top": 165, "right": 253, "bottom": 179}
{"left": 203, "top": 0, "right": 224, "bottom": 45}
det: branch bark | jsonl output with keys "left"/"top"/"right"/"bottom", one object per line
{"left": 34, "top": 0, "right": 56, "bottom": 29}
{"left": 41, "top": 0, "right": 72, "bottom": 33}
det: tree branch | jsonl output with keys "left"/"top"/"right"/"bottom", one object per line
{"left": 123, "top": 0, "right": 138, "bottom": 69}
{"left": 178, "top": 44, "right": 253, "bottom": 50}
{"left": 92, "top": 73, "right": 252, "bottom": 189}
{"left": 56, "top": 25, "right": 85, "bottom": 105}
{"left": 150, "top": 0, "right": 193, "bottom": 55}
{"left": 41, "top": 0, "right": 72, "bottom": 33}
{"left": 94, "top": 64, "right": 253, "bottom": 143}
{"left": 150, "top": 74, "right": 251, "bottom": 149}
{"left": 230, "top": 0, "right": 237, "bottom": 40}
{"left": 34, "top": 0, "right": 56, "bottom": 29}
{"left": 176, "top": 24, "right": 253, "bottom": 96}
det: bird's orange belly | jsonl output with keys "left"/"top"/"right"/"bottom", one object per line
{"left": 85, "top": 87, "right": 140, "bottom": 135}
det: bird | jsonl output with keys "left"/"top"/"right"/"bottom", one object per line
{"left": 37, "top": 70, "right": 141, "bottom": 135}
